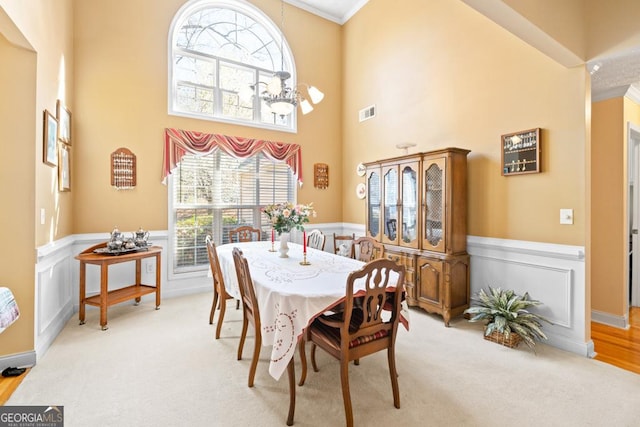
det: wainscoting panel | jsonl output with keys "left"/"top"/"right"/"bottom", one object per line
{"left": 35, "top": 235, "right": 75, "bottom": 358}
{"left": 471, "top": 256, "right": 572, "bottom": 328}
{"left": 467, "top": 236, "right": 591, "bottom": 356}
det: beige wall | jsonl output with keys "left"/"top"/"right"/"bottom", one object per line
{"left": 0, "top": 0, "right": 73, "bottom": 357}
{"left": 72, "top": 0, "right": 342, "bottom": 233}
{"left": 591, "top": 97, "right": 640, "bottom": 317}
{"left": 0, "top": 31, "right": 37, "bottom": 357}
{"left": 342, "top": 0, "right": 586, "bottom": 246}
{"left": 591, "top": 98, "right": 625, "bottom": 315}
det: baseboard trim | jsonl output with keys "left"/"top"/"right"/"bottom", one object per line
{"left": 0, "top": 351, "right": 36, "bottom": 371}
{"left": 591, "top": 309, "right": 628, "bottom": 329}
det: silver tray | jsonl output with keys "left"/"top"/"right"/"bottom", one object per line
{"left": 94, "top": 245, "right": 151, "bottom": 256}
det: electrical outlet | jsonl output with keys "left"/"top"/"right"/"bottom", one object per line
{"left": 560, "top": 208, "right": 573, "bottom": 225}
{"left": 145, "top": 263, "right": 155, "bottom": 274}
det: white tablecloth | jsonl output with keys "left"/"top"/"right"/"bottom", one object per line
{"left": 217, "top": 241, "right": 370, "bottom": 380}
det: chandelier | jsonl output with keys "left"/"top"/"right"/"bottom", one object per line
{"left": 248, "top": 1, "right": 324, "bottom": 117}
{"left": 260, "top": 71, "right": 324, "bottom": 116}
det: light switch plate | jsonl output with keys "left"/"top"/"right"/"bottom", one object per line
{"left": 560, "top": 208, "right": 573, "bottom": 225}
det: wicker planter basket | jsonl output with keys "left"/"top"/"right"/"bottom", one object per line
{"left": 484, "top": 329, "right": 521, "bottom": 348}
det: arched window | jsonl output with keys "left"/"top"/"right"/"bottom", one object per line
{"left": 168, "top": 0, "right": 297, "bottom": 131}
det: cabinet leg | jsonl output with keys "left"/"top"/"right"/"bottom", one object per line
{"left": 101, "top": 324, "right": 109, "bottom": 331}
{"left": 443, "top": 310, "right": 451, "bottom": 327}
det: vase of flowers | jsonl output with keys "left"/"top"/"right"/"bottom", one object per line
{"left": 263, "top": 202, "right": 316, "bottom": 258}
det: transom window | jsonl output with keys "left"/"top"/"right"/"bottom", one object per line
{"left": 168, "top": 0, "right": 298, "bottom": 131}
{"left": 169, "top": 151, "right": 296, "bottom": 273}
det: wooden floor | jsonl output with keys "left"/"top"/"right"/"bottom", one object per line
{"left": 592, "top": 307, "right": 640, "bottom": 375}
{"left": 1, "top": 310, "right": 638, "bottom": 404}
{"left": 0, "top": 368, "right": 29, "bottom": 405}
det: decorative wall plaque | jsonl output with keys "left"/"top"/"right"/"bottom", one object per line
{"left": 111, "top": 147, "right": 136, "bottom": 189}
{"left": 314, "top": 163, "right": 329, "bottom": 189}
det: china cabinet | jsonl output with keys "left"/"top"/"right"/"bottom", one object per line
{"left": 364, "top": 147, "right": 470, "bottom": 326}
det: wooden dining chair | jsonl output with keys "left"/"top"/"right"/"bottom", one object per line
{"left": 232, "top": 247, "right": 262, "bottom": 388}
{"left": 229, "top": 226, "right": 261, "bottom": 243}
{"left": 351, "top": 236, "right": 385, "bottom": 262}
{"left": 303, "top": 258, "right": 405, "bottom": 427}
{"left": 306, "top": 229, "right": 326, "bottom": 251}
{"left": 205, "top": 235, "right": 239, "bottom": 339}
{"left": 333, "top": 233, "right": 355, "bottom": 257}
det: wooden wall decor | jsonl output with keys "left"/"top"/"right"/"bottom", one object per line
{"left": 314, "top": 163, "right": 329, "bottom": 189}
{"left": 501, "top": 128, "right": 540, "bottom": 176}
{"left": 111, "top": 147, "right": 136, "bottom": 190}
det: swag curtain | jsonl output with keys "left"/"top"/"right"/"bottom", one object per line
{"left": 162, "top": 128, "right": 303, "bottom": 184}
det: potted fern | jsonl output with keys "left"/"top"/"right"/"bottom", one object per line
{"left": 464, "top": 287, "right": 553, "bottom": 350}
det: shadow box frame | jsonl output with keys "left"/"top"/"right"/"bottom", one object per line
{"left": 501, "top": 127, "right": 541, "bottom": 176}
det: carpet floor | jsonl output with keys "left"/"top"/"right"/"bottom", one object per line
{"left": 7, "top": 292, "right": 640, "bottom": 426}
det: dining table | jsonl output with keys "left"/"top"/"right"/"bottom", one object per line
{"left": 216, "top": 240, "right": 405, "bottom": 425}
{"left": 217, "top": 240, "right": 369, "bottom": 380}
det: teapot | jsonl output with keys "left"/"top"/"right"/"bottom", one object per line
{"left": 108, "top": 227, "right": 124, "bottom": 250}
{"left": 110, "top": 227, "right": 124, "bottom": 242}
{"left": 133, "top": 227, "right": 150, "bottom": 247}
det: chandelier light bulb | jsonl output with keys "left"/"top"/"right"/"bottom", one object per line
{"left": 267, "top": 75, "right": 282, "bottom": 95}
{"left": 300, "top": 99, "right": 314, "bottom": 115}
{"left": 239, "top": 85, "right": 255, "bottom": 103}
{"left": 307, "top": 86, "right": 324, "bottom": 104}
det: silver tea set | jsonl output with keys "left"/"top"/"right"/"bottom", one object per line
{"left": 107, "top": 226, "right": 150, "bottom": 251}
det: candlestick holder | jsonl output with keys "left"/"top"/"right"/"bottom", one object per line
{"left": 269, "top": 241, "right": 277, "bottom": 252}
{"left": 299, "top": 253, "right": 311, "bottom": 265}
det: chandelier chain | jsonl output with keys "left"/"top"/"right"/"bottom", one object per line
{"left": 280, "top": 0, "right": 285, "bottom": 71}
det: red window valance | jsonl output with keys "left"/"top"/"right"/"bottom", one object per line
{"left": 162, "top": 128, "right": 303, "bottom": 184}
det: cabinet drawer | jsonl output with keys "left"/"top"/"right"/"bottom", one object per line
{"left": 385, "top": 249, "right": 415, "bottom": 271}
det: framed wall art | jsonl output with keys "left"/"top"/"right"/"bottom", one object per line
{"left": 43, "top": 110, "right": 58, "bottom": 167}
{"left": 56, "top": 99, "right": 71, "bottom": 145}
{"left": 58, "top": 143, "right": 71, "bottom": 191}
{"left": 501, "top": 128, "right": 540, "bottom": 176}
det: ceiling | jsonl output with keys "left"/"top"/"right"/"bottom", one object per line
{"left": 588, "top": 49, "right": 640, "bottom": 102}
{"left": 286, "top": 0, "right": 640, "bottom": 101}
{"left": 283, "top": 0, "right": 367, "bottom": 25}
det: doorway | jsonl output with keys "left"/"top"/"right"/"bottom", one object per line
{"left": 628, "top": 123, "right": 640, "bottom": 308}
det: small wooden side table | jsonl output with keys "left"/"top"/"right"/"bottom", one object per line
{"left": 75, "top": 242, "right": 162, "bottom": 330}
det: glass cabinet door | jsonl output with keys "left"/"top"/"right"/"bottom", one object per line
{"left": 383, "top": 166, "right": 398, "bottom": 243}
{"left": 423, "top": 158, "right": 446, "bottom": 252}
{"left": 367, "top": 169, "right": 381, "bottom": 238}
{"left": 400, "top": 163, "right": 419, "bottom": 248}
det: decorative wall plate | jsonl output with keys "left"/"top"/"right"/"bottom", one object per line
{"left": 356, "top": 162, "right": 366, "bottom": 176}
{"left": 356, "top": 183, "right": 366, "bottom": 199}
